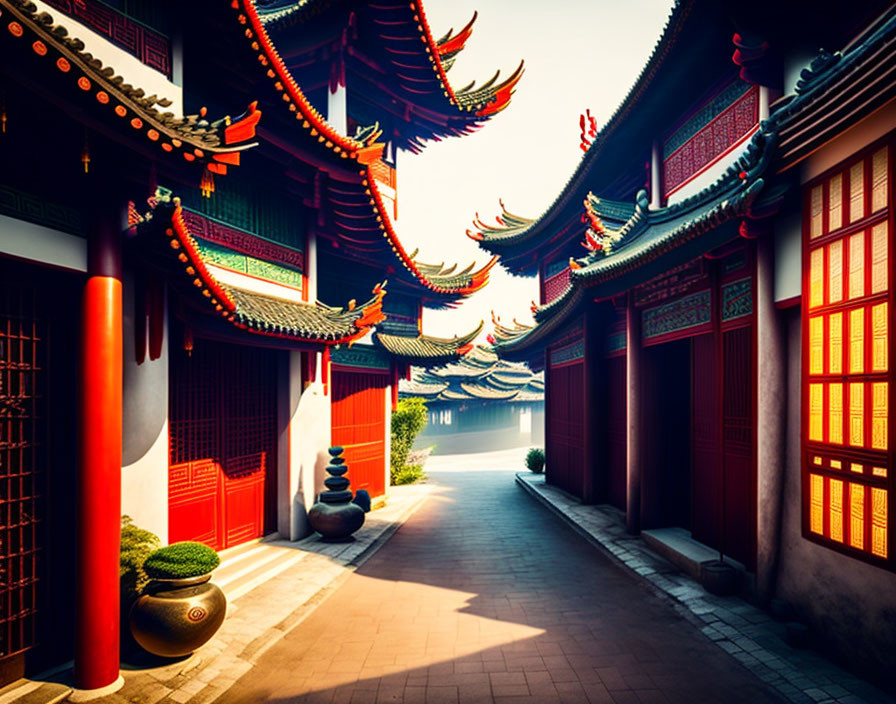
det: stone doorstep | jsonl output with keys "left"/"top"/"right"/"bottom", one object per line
{"left": 641, "top": 527, "right": 746, "bottom": 581}
{"left": 0, "top": 682, "right": 71, "bottom": 704}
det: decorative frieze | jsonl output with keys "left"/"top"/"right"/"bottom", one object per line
{"left": 642, "top": 289, "right": 711, "bottom": 339}
{"left": 330, "top": 344, "right": 390, "bottom": 370}
{"left": 721, "top": 278, "right": 752, "bottom": 321}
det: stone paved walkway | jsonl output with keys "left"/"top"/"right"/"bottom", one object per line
{"left": 219, "top": 449, "right": 786, "bottom": 703}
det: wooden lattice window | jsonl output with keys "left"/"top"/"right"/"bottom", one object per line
{"left": 803, "top": 139, "right": 893, "bottom": 567}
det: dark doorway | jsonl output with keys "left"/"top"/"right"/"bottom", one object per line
{"left": 642, "top": 339, "right": 692, "bottom": 530}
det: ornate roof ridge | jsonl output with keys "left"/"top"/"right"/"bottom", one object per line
{"left": 373, "top": 320, "right": 482, "bottom": 364}
{"left": 2, "top": 0, "right": 261, "bottom": 170}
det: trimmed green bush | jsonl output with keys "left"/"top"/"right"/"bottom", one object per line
{"left": 390, "top": 397, "right": 428, "bottom": 485}
{"left": 143, "top": 541, "right": 220, "bottom": 580}
{"left": 525, "top": 447, "right": 545, "bottom": 473}
{"left": 120, "top": 515, "right": 160, "bottom": 599}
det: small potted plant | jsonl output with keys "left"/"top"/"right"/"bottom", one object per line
{"left": 129, "top": 541, "right": 226, "bottom": 658}
{"left": 525, "top": 447, "right": 545, "bottom": 474}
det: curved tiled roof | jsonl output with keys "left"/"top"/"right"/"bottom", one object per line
{"left": 1, "top": 0, "right": 261, "bottom": 171}
{"left": 136, "top": 190, "right": 385, "bottom": 344}
{"left": 493, "top": 125, "right": 780, "bottom": 355}
{"left": 373, "top": 321, "right": 482, "bottom": 365}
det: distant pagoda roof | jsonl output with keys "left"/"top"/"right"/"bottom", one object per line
{"left": 258, "top": 0, "right": 524, "bottom": 153}
{"left": 1, "top": 0, "right": 261, "bottom": 174}
{"left": 230, "top": 0, "right": 495, "bottom": 307}
{"left": 373, "top": 321, "right": 482, "bottom": 366}
{"left": 134, "top": 190, "right": 385, "bottom": 345}
{"left": 401, "top": 344, "right": 543, "bottom": 403}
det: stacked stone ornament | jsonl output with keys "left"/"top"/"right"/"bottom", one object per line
{"left": 308, "top": 446, "right": 365, "bottom": 540}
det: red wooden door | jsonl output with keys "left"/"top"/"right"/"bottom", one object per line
{"left": 606, "top": 356, "right": 627, "bottom": 511}
{"left": 722, "top": 326, "right": 754, "bottom": 566}
{"left": 332, "top": 368, "right": 387, "bottom": 498}
{"left": 691, "top": 333, "right": 720, "bottom": 548}
{"left": 169, "top": 341, "right": 276, "bottom": 550}
{"left": 546, "top": 361, "right": 585, "bottom": 498}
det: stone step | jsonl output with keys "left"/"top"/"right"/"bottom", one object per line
{"left": 0, "top": 681, "right": 71, "bottom": 704}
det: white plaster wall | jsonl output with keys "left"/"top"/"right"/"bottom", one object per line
{"left": 775, "top": 310, "right": 896, "bottom": 682}
{"left": 287, "top": 352, "right": 332, "bottom": 539}
{"left": 120, "top": 271, "right": 169, "bottom": 543}
{"left": 33, "top": 0, "right": 183, "bottom": 115}
{"left": 665, "top": 128, "right": 758, "bottom": 206}
{"left": 0, "top": 214, "right": 86, "bottom": 272}
{"left": 774, "top": 211, "right": 801, "bottom": 303}
{"left": 802, "top": 99, "right": 896, "bottom": 183}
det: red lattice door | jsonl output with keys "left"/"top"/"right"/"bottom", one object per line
{"left": 332, "top": 369, "right": 387, "bottom": 498}
{"left": 169, "top": 341, "right": 276, "bottom": 550}
{"left": 0, "top": 282, "right": 42, "bottom": 677}
{"left": 546, "top": 361, "right": 585, "bottom": 499}
{"left": 606, "top": 356, "right": 627, "bottom": 511}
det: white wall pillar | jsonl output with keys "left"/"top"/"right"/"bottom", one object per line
{"left": 327, "top": 81, "right": 347, "bottom": 136}
{"left": 650, "top": 140, "right": 662, "bottom": 210}
{"left": 306, "top": 230, "right": 318, "bottom": 303}
{"left": 278, "top": 350, "right": 332, "bottom": 540}
{"left": 758, "top": 85, "right": 771, "bottom": 121}
{"left": 756, "top": 232, "right": 786, "bottom": 602}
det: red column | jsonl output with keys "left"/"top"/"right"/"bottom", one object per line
{"left": 75, "top": 210, "right": 122, "bottom": 691}
{"left": 626, "top": 292, "right": 642, "bottom": 534}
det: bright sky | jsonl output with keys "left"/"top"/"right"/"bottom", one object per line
{"left": 392, "top": 0, "right": 675, "bottom": 341}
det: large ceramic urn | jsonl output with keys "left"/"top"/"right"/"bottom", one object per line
{"left": 129, "top": 573, "right": 226, "bottom": 658}
{"left": 308, "top": 446, "right": 365, "bottom": 540}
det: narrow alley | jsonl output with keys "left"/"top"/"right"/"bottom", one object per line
{"left": 219, "top": 452, "right": 782, "bottom": 704}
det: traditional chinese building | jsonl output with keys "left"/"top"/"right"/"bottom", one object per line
{"left": 0, "top": 0, "right": 518, "bottom": 692}
{"left": 478, "top": 0, "right": 896, "bottom": 687}
{"left": 400, "top": 345, "right": 544, "bottom": 453}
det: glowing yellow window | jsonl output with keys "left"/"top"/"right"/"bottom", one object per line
{"left": 828, "top": 240, "right": 843, "bottom": 303}
{"left": 810, "top": 474, "right": 824, "bottom": 535}
{"left": 871, "top": 148, "right": 888, "bottom": 214}
{"left": 872, "top": 303, "right": 888, "bottom": 372}
{"left": 829, "top": 383, "right": 843, "bottom": 445}
{"left": 831, "top": 459, "right": 843, "bottom": 469}
{"left": 830, "top": 478, "right": 844, "bottom": 542}
{"left": 871, "top": 222, "right": 888, "bottom": 294}
{"left": 849, "top": 232, "right": 865, "bottom": 299}
{"left": 848, "top": 462, "right": 860, "bottom": 473}
{"left": 828, "top": 174, "right": 843, "bottom": 231}
{"left": 813, "top": 456, "right": 823, "bottom": 466}
{"left": 850, "top": 161, "right": 865, "bottom": 223}
{"left": 849, "top": 308, "right": 864, "bottom": 374}
{"left": 873, "top": 466, "right": 887, "bottom": 478}
{"left": 810, "top": 248, "right": 824, "bottom": 309}
{"left": 850, "top": 483, "right": 865, "bottom": 550}
{"left": 811, "top": 185, "right": 824, "bottom": 238}
{"left": 872, "top": 382, "right": 887, "bottom": 451}
{"left": 849, "top": 382, "right": 864, "bottom": 447}
{"left": 809, "top": 384, "right": 824, "bottom": 442}
{"left": 829, "top": 313, "right": 842, "bottom": 375}
{"left": 871, "top": 487, "right": 887, "bottom": 558}
{"left": 809, "top": 317, "right": 823, "bottom": 375}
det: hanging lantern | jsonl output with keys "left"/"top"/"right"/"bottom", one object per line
{"left": 200, "top": 167, "right": 215, "bottom": 198}
{"left": 81, "top": 131, "right": 91, "bottom": 173}
{"left": 183, "top": 326, "right": 194, "bottom": 357}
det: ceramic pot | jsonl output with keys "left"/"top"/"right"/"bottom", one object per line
{"left": 308, "top": 500, "right": 365, "bottom": 539}
{"left": 129, "top": 573, "right": 226, "bottom": 658}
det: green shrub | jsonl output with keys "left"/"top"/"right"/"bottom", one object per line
{"left": 390, "top": 397, "right": 428, "bottom": 485}
{"left": 525, "top": 448, "right": 545, "bottom": 473}
{"left": 120, "top": 515, "right": 160, "bottom": 599}
{"left": 143, "top": 541, "right": 220, "bottom": 580}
